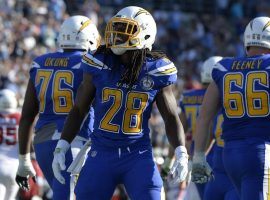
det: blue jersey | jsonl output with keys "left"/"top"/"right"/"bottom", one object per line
{"left": 81, "top": 53, "right": 177, "bottom": 147}
{"left": 212, "top": 55, "right": 270, "bottom": 141}
{"left": 179, "top": 89, "right": 205, "bottom": 137}
{"left": 30, "top": 50, "right": 93, "bottom": 138}
{"left": 179, "top": 88, "right": 213, "bottom": 199}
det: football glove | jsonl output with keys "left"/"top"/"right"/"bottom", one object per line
{"left": 191, "top": 152, "right": 213, "bottom": 184}
{"left": 67, "top": 139, "right": 91, "bottom": 175}
{"left": 169, "top": 146, "right": 189, "bottom": 184}
{"left": 52, "top": 139, "right": 70, "bottom": 184}
{"left": 16, "top": 153, "right": 36, "bottom": 191}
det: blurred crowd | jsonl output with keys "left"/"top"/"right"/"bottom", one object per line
{"left": 1, "top": 0, "right": 270, "bottom": 199}
{"left": 1, "top": 0, "right": 270, "bottom": 99}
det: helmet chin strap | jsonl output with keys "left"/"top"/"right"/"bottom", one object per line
{"left": 111, "top": 47, "right": 127, "bottom": 55}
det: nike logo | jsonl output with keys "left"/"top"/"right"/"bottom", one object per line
{"left": 139, "top": 150, "right": 148, "bottom": 154}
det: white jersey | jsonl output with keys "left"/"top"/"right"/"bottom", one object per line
{"left": 0, "top": 111, "right": 20, "bottom": 200}
{"left": 0, "top": 111, "right": 20, "bottom": 161}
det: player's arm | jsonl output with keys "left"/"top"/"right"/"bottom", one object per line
{"left": 205, "top": 121, "right": 215, "bottom": 155}
{"left": 179, "top": 111, "right": 188, "bottom": 133}
{"left": 160, "top": 99, "right": 189, "bottom": 180}
{"left": 16, "top": 79, "right": 39, "bottom": 191}
{"left": 179, "top": 110, "right": 193, "bottom": 156}
{"left": 52, "top": 73, "right": 95, "bottom": 184}
{"left": 194, "top": 82, "right": 220, "bottom": 153}
{"left": 19, "top": 79, "right": 39, "bottom": 154}
{"left": 60, "top": 73, "right": 95, "bottom": 143}
{"left": 156, "top": 85, "right": 185, "bottom": 149}
{"left": 192, "top": 81, "right": 220, "bottom": 183}
{"left": 156, "top": 85, "right": 188, "bottom": 183}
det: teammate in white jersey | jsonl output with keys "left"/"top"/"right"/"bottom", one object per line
{"left": 0, "top": 89, "right": 20, "bottom": 200}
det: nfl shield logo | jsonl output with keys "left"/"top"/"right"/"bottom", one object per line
{"left": 140, "top": 76, "right": 154, "bottom": 90}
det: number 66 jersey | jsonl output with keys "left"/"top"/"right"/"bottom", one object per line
{"left": 212, "top": 54, "right": 270, "bottom": 200}
{"left": 212, "top": 55, "right": 270, "bottom": 141}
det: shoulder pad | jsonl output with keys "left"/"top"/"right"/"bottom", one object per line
{"left": 148, "top": 58, "right": 177, "bottom": 77}
{"left": 147, "top": 58, "right": 177, "bottom": 89}
{"left": 212, "top": 59, "right": 230, "bottom": 83}
{"left": 82, "top": 53, "right": 111, "bottom": 70}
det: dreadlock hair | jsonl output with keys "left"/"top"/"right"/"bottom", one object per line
{"left": 94, "top": 45, "right": 168, "bottom": 89}
{"left": 119, "top": 49, "right": 168, "bottom": 89}
{"left": 95, "top": 45, "right": 111, "bottom": 55}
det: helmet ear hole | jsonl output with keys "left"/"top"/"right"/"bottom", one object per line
{"left": 144, "top": 35, "right": 150, "bottom": 40}
{"left": 89, "top": 41, "right": 94, "bottom": 45}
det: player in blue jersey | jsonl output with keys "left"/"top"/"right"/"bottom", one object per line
{"left": 177, "top": 56, "right": 222, "bottom": 200}
{"left": 198, "top": 57, "right": 239, "bottom": 200}
{"left": 192, "top": 16, "right": 270, "bottom": 200}
{"left": 15, "top": 15, "right": 100, "bottom": 199}
{"left": 52, "top": 6, "right": 189, "bottom": 200}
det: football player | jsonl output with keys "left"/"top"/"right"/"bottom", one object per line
{"left": 15, "top": 15, "right": 100, "bottom": 200}
{"left": 199, "top": 57, "right": 239, "bottom": 200}
{"left": 192, "top": 16, "right": 270, "bottom": 200}
{"left": 0, "top": 89, "right": 20, "bottom": 200}
{"left": 178, "top": 56, "right": 223, "bottom": 200}
{"left": 52, "top": 6, "right": 189, "bottom": 200}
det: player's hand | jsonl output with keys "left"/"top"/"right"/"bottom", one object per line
{"left": 16, "top": 153, "right": 36, "bottom": 191}
{"left": 52, "top": 139, "right": 70, "bottom": 184}
{"left": 191, "top": 152, "right": 213, "bottom": 184}
{"left": 169, "top": 146, "right": 189, "bottom": 184}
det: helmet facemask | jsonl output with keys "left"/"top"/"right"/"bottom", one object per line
{"left": 105, "top": 17, "right": 140, "bottom": 55}
{"left": 105, "top": 6, "right": 157, "bottom": 55}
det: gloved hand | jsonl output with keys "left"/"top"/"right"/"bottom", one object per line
{"left": 67, "top": 139, "right": 91, "bottom": 175}
{"left": 169, "top": 146, "right": 189, "bottom": 184}
{"left": 52, "top": 139, "right": 70, "bottom": 184}
{"left": 16, "top": 153, "right": 36, "bottom": 191}
{"left": 191, "top": 152, "right": 213, "bottom": 184}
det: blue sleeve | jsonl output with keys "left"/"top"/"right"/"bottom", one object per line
{"left": 212, "top": 60, "right": 227, "bottom": 85}
{"left": 29, "top": 60, "right": 40, "bottom": 84}
{"left": 149, "top": 58, "right": 178, "bottom": 89}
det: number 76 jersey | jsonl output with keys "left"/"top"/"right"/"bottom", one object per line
{"left": 29, "top": 51, "right": 91, "bottom": 138}
{"left": 212, "top": 54, "right": 270, "bottom": 141}
{"left": 81, "top": 53, "right": 177, "bottom": 147}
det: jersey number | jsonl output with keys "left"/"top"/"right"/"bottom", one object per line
{"left": 185, "top": 105, "right": 199, "bottom": 136}
{"left": 35, "top": 70, "right": 74, "bottom": 114}
{"left": 223, "top": 71, "right": 269, "bottom": 118}
{"left": 0, "top": 126, "right": 17, "bottom": 146}
{"left": 99, "top": 88, "right": 148, "bottom": 134}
